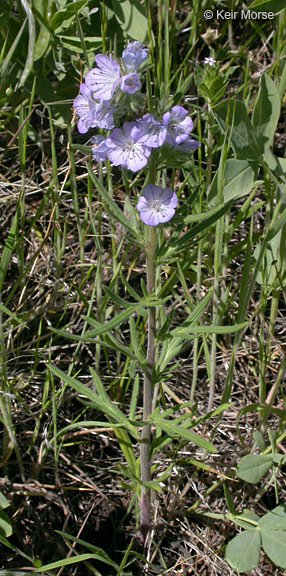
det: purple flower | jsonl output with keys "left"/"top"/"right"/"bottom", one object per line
{"left": 106, "top": 122, "right": 151, "bottom": 172}
{"left": 163, "top": 106, "right": 194, "bottom": 146}
{"left": 174, "top": 136, "right": 201, "bottom": 152}
{"left": 93, "top": 100, "right": 115, "bottom": 129}
{"left": 136, "top": 184, "right": 178, "bottom": 226}
{"left": 122, "top": 41, "right": 148, "bottom": 72}
{"left": 85, "top": 54, "right": 121, "bottom": 101}
{"left": 91, "top": 135, "right": 109, "bottom": 162}
{"left": 120, "top": 72, "right": 141, "bottom": 94}
{"left": 73, "top": 83, "right": 98, "bottom": 134}
{"left": 131, "top": 113, "right": 167, "bottom": 148}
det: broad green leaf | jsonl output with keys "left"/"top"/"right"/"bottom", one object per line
{"left": 213, "top": 100, "right": 260, "bottom": 161}
{"left": 252, "top": 74, "right": 280, "bottom": 155}
{"left": 236, "top": 454, "right": 273, "bottom": 483}
{"left": 111, "top": 0, "right": 148, "bottom": 42}
{"left": 253, "top": 430, "right": 266, "bottom": 451}
{"left": 0, "top": 509, "right": 12, "bottom": 538}
{"left": 249, "top": 0, "right": 286, "bottom": 12}
{"left": 208, "top": 159, "right": 258, "bottom": 203}
{"left": 259, "top": 508, "right": 286, "bottom": 569}
{"left": 50, "top": 0, "right": 88, "bottom": 30}
{"left": 259, "top": 506, "right": 286, "bottom": 531}
{"left": 225, "top": 529, "right": 261, "bottom": 573}
{"left": 261, "top": 531, "right": 286, "bottom": 569}
{"left": 264, "top": 148, "right": 286, "bottom": 181}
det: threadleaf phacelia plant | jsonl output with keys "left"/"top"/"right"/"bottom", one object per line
{"left": 73, "top": 40, "right": 200, "bottom": 543}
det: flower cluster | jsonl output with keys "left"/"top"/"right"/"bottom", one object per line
{"left": 73, "top": 42, "right": 200, "bottom": 225}
{"left": 73, "top": 42, "right": 148, "bottom": 134}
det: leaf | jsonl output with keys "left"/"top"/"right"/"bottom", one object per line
{"left": 59, "top": 35, "right": 102, "bottom": 52}
{"left": 48, "top": 364, "right": 138, "bottom": 438}
{"left": 87, "top": 165, "right": 143, "bottom": 244}
{"left": 213, "top": 100, "right": 260, "bottom": 161}
{"left": 50, "top": 0, "right": 88, "bottom": 30}
{"left": 111, "top": 0, "right": 148, "bottom": 42}
{"left": 225, "top": 529, "right": 261, "bottom": 573}
{"left": 252, "top": 74, "right": 280, "bottom": 155}
{"left": 169, "top": 321, "right": 247, "bottom": 337}
{"left": 229, "top": 509, "right": 260, "bottom": 530}
{"left": 0, "top": 509, "right": 12, "bottom": 538}
{"left": 173, "top": 201, "right": 232, "bottom": 253}
{"left": 208, "top": 159, "right": 258, "bottom": 203}
{"left": 264, "top": 148, "right": 286, "bottom": 182}
{"left": 0, "top": 210, "right": 18, "bottom": 292}
{"left": 261, "top": 531, "right": 286, "bottom": 569}
{"left": 266, "top": 202, "right": 286, "bottom": 242}
{"left": 0, "top": 491, "right": 10, "bottom": 510}
{"left": 35, "top": 553, "right": 111, "bottom": 571}
{"left": 236, "top": 454, "right": 273, "bottom": 483}
{"left": 151, "top": 417, "right": 216, "bottom": 453}
{"left": 81, "top": 304, "right": 144, "bottom": 336}
{"left": 259, "top": 508, "right": 286, "bottom": 569}
{"left": 259, "top": 506, "right": 286, "bottom": 531}
{"left": 248, "top": 0, "right": 286, "bottom": 13}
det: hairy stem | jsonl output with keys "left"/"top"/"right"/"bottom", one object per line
{"left": 139, "top": 225, "right": 156, "bottom": 543}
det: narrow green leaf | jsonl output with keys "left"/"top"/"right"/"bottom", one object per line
{"left": 174, "top": 202, "right": 231, "bottom": 251}
{"left": 151, "top": 418, "right": 216, "bottom": 453}
{"left": 266, "top": 202, "right": 286, "bottom": 242}
{"left": 248, "top": 0, "right": 285, "bottom": 12}
{"left": 225, "top": 529, "right": 261, "bottom": 573}
{"left": 0, "top": 210, "right": 18, "bottom": 292}
{"left": 228, "top": 509, "right": 260, "bottom": 530}
{"left": 35, "top": 553, "right": 109, "bottom": 571}
{"left": 169, "top": 321, "right": 247, "bottom": 337}
{"left": 0, "top": 509, "right": 12, "bottom": 538}
{"left": 82, "top": 304, "right": 144, "bottom": 336}
{"left": 87, "top": 165, "right": 143, "bottom": 243}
